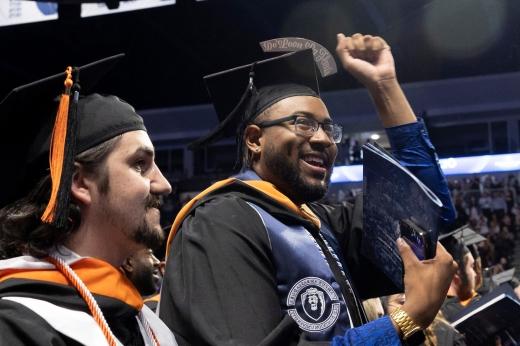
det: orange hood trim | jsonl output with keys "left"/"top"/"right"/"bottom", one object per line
{"left": 165, "top": 177, "right": 321, "bottom": 257}
{"left": 0, "top": 257, "right": 143, "bottom": 310}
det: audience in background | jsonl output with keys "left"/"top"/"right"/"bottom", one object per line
{"left": 122, "top": 248, "right": 164, "bottom": 312}
{"left": 327, "top": 172, "right": 520, "bottom": 278}
{"left": 439, "top": 238, "right": 479, "bottom": 321}
{"left": 122, "top": 248, "right": 163, "bottom": 298}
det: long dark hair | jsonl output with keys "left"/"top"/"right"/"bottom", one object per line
{"left": 0, "top": 136, "right": 121, "bottom": 259}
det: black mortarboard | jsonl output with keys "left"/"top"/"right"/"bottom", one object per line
{"left": 439, "top": 224, "right": 486, "bottom": 247}
{"left": 439, "top": 224, "right": 483, "bottom": 264}
{"left": 0, "top": 53, "right": 146, "bottom": 227}
{"left": 189, "top": 49, "right": 320, "bottom": 158}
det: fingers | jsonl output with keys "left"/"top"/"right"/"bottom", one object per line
{"left": 434, "top": 241, "right": 450, "bottom": 259}
{"left": 435, "top": 241, "right": 459, "bottom": 273}
{"left": 352, "top": 33, "right": 366, "bottom": 51}
{"left": 367, "top": 35, "right": 388, "bottom": 51}
{"left": 336, "top": 32, "right": 389, "bottom": 59}
{"left": 397, "top": 237, "right": 420, "bottom": 271}
{"left": 399, "top": 239, "right": 458, "bottom": 273}
{"left": 336, "top": 33, "right": 354, "bottom": 59}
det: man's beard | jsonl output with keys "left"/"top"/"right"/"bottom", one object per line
{"left": 131, "top": 218, "right": 164, "bottom": 250}
{"left": 264, "top": 143, "right": 331, "bottom": 202}
{"left": 96, "top": 171, "right": 165, "bottom": 250}
{"left": 131, "top": 195, "right": 165, "bottom": 250}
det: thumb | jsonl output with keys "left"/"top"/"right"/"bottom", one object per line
{"left": 397, "top": 237, "right": 419, "bottom": 271}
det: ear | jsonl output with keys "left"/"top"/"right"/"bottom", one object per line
{"left": 452, "top": 272, "right": 462, "bottom": 287}
{"left": 70, "top": 163, "right": 93, "bottom": 206}
{"left": 244, "top": 124, "right": 263, "bottom": 155}
{"left": 121, "top": 257, "right": 134, "bottom": 273}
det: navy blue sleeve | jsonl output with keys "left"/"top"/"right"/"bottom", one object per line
{"left": 331, "top": 316, "right": 401, "bottom": 346}
{"left": 385, "top": 118, "right": 456, "bottom": 230}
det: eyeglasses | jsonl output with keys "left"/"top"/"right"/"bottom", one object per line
{"left": 255, "top": 115, "right": 343, "bottom": 143}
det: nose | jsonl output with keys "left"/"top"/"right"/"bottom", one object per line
{"left": 150, "top": 162, "right": 173, "bottom": 196}
{"left": 151, "top": 254, "right": 160, "bottom": 267}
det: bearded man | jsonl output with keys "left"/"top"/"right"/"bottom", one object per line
{"left": 0, "top": 56, "right": 176, "bottom": 345}
{"left": 123, "top": 248, "right": 163, "bottom": 298}
{"left": 160, "top": 34, "right": 457, "bottom": 345}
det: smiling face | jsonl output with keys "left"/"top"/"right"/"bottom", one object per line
{"left": 249, "top": 96, "right": 338, "bottom": 203}
{"left": 91, "top": 130, "right": 172, "bottom": 251}
{"left": 123, "top": 248, "right": 162, "bottom": 297}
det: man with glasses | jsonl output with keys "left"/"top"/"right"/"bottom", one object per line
{"left": 160, "top": 33, "right": 457, "bottom": 345}
{"left": 255, "top": 114, "right": 343, "bottom": 142}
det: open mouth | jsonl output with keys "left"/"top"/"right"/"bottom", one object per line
{"left": 152, "top": 267, "right": 162, "bottom": 280}
{"left": 303, "top": 155, "right": 325, "bottom": 168}
{"left": 301, "top": 153, "right": 329, "bottom": 171}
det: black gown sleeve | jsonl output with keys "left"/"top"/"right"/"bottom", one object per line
{"left": 159, "top": 195, "right": 301, "bottom": 346}
{"left": 0, "top": 299, "right": 81, "bottom": 346}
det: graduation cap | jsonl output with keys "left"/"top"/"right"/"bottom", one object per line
{"left": 439, "top": 224, "right": 487, "bottom": 264}
{"left": 189, "top": 48, "right": 324, "bottom": 166}
{"left": 0, "top": 53, "right": 146, "bottom": 227}
{"left": 439, "top": 224, "right": 487, "bottom": 247}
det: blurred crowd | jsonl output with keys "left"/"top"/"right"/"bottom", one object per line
{"left": 326, "top": 172, "right": 520, "bottom": 280}
{"left": 449, "top": 173, "right": 520, "bottom": 274}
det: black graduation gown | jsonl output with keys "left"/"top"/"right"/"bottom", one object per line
{"left": 0, "top": 256, "right": 149, "bottom": 346}
{"left": 159, "top": 180, "right": 399, "bottom": 346}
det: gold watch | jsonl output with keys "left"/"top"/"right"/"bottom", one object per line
{"left": 389, "top": 307, "right": 422, "bottom": 340}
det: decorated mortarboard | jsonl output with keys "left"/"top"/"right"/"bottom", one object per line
{"left": 0, "top": 53, "right": 146, "bottom": 228}
{"left": 189, "top": 38, "right": 337, "bottom": 167}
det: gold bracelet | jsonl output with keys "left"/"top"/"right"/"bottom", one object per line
{"left": 389, "top": 307, "right": 422, "bottom": 340}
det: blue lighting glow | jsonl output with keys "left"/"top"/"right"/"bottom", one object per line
{"left": 331, "top": 153, "right": 520, "bottom": 183}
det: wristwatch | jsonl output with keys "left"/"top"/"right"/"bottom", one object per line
{"left": 389, "top": 307, "right": 422, "bottom": 340}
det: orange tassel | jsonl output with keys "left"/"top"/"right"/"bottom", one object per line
{"left": 41, "top": 67, "right": 73, "bottom": 224}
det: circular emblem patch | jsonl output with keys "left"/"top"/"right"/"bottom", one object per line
{"left": 286, "top": 277, "right": 340, "bottom": 332}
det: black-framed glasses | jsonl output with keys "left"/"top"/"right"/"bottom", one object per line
{"left": 255, "top": 115, "right": 343, "bottom": 143}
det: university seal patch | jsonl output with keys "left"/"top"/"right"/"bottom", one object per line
{"left": 287, "top": 277, "right": 340, "bottom": 332}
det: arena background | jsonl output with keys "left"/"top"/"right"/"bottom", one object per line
{"left": 2, "top": 0, "right": 520, "bottom": 272}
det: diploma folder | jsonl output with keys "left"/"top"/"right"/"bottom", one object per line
{"left": 450, "top": 284, "right": 520, "bottom": 345}
{"left": 362, "top": 142, "right": 443, "bottom": 290}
